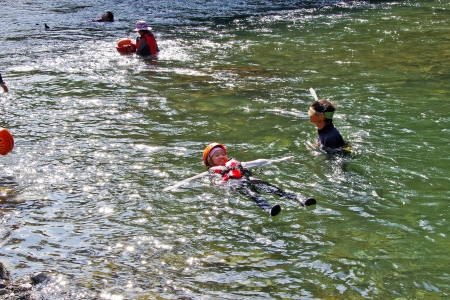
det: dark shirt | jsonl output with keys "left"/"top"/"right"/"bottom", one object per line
{"left": 136, "top": 33, "right": 159, "bottom": 57}
{"left": 136, "top": 37, "right": 150, "bottom": 57}
{"left": 317, "top": 122, "right": 344, "bottom": 151}
{"left": 0, "top": 73, "right": 4, "bottom": 84}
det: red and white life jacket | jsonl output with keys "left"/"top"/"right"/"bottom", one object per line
{"left": 209, "top": 159, "right": 243, "bottom": 182}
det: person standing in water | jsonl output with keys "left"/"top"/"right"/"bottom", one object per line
{"left": 308, "top": 98, "right": 345, "bottom": 152}
{"left": 133, "top": 20, "right": 159, "bottom": 57}
{"left": 0, "top": 73, "right": 8, "bottom": 93}
{"left": 203, "top": 142, "right": 316, "bottom": 216}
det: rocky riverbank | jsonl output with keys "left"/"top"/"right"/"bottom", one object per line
{"left": 0, "top": 262, "right": 52, "bottom": 300}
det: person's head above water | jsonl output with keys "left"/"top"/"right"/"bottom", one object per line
{"left": 203, "top": 142, "right": 228, "bottom": 167}
{"left": 309, "top": 98, "right": 336, "bottom": 128}
{"left": 101, "top": 11, "right": 114, "bottom": 22}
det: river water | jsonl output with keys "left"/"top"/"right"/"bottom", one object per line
{"left": 1, "top": 0, "right": 449, "bottom": 299}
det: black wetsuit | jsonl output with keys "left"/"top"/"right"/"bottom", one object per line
{"left": 318, "top": 122, "right": 344, "bottom": 151}
{"left": 223, "top": 165, "right": 315, "bottom": 216}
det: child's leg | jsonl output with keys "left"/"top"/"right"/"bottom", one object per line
{"left": 233, "top": 184, "right": 281, "bottom": 216}
{"left": 249, "top": 179, "right": 287, "bottom": 196}
{"left": 250, "top": 179, "right": 316, "bottom": 206}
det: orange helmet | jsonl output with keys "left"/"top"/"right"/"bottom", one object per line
{"left": 203, "top": 142, "right": 226, "bottom": 166}
{"left": 0, "top": 128, "right": 14, "bottom": 155}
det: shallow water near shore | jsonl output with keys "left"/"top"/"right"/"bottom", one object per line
{"left": 1, "top": 0, "right": 449, "bottom": 299}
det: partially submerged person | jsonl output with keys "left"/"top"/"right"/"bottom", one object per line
{"left": 92, "top": 11, "right": 114, "bottom": 22}
{"left": 308, "top": 98, "right": 345, "bottom": 153}
{"left": 133, "top": 20, "right": 159, "bottom": 57}
{"left": 203, "top": 143, "right": 316, "bottom": 216}
{"left": 0, "top": 73, "right": 8, "bottom": 93}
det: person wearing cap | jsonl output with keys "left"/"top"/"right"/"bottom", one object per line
{"left": 0, "top": 73, "right": 8, "bottom": 93}
{"left": 308, "top": 98, "right": 345, "bottom": 152}
{"left": 133, "top": 20, "right": 159, "bottom": 57}
{"left": 92, "top": 11, "right": 114, "bottom": 22}
{"left": 203, "top": 143, "right": 316, "bottom": 216}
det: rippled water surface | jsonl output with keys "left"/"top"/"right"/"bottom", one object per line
{"left": 1, "top": 0, "right": 449, "bottom": 299}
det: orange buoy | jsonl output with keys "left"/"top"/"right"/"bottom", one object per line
{"left": 116, "top": 38, "right": 136, "bottom": 54}
{"left": 0, "top": 127, "right": 14, "bottom": 155}
{"left": 117, "top": 38, "right": 132, "bottom": 47}
{"left": 116, "top": 44, "right": 136, "bottom": 54}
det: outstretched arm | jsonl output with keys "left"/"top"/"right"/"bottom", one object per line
{"left": 241, "top": 156, "right": 293, "bottom": 168}
{"left": 163, "top": 156, "right": 294, "bottom": 192}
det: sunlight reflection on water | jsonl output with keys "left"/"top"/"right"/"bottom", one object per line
{"left": 1, "top": 0, "right": 450, "bottom": 299}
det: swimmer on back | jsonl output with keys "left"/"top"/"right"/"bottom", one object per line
{"left": 203, "top": 142, "right": 316, "bottom": 216}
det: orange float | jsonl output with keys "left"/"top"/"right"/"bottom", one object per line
{"left": 117, "top": 38, "right": 132, "bottom": 47}
{"left": 116, "top": 38, "right": 136, "bottom": 54}
{"left": 0, "top": 127, "right": 14, "bottom": 155}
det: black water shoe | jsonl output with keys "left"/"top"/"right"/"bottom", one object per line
{"left": 303, "top": 198, "right": 316, "bottom": 206}
{"left": 270, "top": 204, "right": 281, "bottom": 216}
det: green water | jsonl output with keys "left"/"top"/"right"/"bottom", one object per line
{"left": 1, "top": 0, "right": 449, "bottom": 299}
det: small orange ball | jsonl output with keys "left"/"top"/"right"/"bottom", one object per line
{"left": 0, "top": 128, "right": 14, "bottom": 155}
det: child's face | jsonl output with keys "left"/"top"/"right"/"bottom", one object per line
{"left": 210, "top": 148, "right": 228, "bottom": 166}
